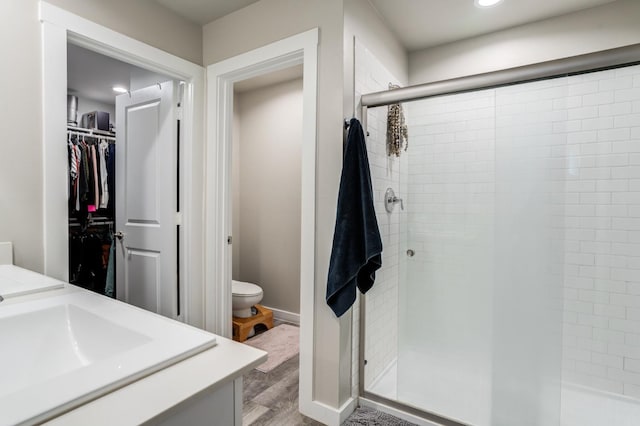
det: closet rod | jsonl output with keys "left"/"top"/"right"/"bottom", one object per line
{"left": 67, "top": 131, "right": 116, "bottom": 142}
{"left": 69, "top": 220, "right": 114, "bottom": 228}
{"left": 67, "top": 126, "right": 115, "bottom": 139}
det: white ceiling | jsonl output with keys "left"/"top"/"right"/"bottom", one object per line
{"left": 70, "top": 0, "right": 622, "bottom": 103}
{"left": 154, "top": 0, "right": 619, "bottom": 51}
{"left": 68, "top": 44, "right": 139, "bottom": 104}
{"left": 156, "top": 0, "right": 260, "bottom": 25}
{"left": 67, "top": 44, "right": 169, "bottom": 105}
{"left": 368, "top": 0, "right": 619, "bottom": 51}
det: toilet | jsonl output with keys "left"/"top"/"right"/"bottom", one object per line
{"left": 231, "top": 280, "right": 274, "bottom": 342}
{"left": 232, "top": 280, "right": 264, "bottom": 318}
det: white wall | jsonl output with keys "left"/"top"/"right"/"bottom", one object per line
{"left": 343, "top": 0, "right": 408, "bottom": 118}
{"left": 0, "top": 0, "right": 43, "bottom": 272}
{"left": 47, "top": 0, "right": 203, "bottom": 65}
{"left": 409, "top": 0, "right": 640, "bottom": 85}
{"left": 232, "top": 78, "right": 303, "bottom": 315}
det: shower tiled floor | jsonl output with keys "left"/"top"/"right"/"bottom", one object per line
{"left": 561, "top": 384, "right": 640, "bottom": 426}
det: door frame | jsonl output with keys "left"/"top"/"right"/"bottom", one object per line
{"left": 205, "top": 29, "right": 318, "bottom": 418}
{"left": 39, "top": 2, "right": 206, "bottom": 326}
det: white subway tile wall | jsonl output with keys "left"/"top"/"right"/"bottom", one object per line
{"left": 561, "top": 64, "right": 640, "bottom": 397}
{"left": 353, "top": 40, "right": 407, "bottom": 396}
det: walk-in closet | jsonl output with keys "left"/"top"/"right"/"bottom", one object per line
{"left": 66, "top": 43, "right": 173, "bottom": 301}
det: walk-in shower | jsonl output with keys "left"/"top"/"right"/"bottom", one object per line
{"left": 358, "top": 43, "right": 640, "bottom": 425}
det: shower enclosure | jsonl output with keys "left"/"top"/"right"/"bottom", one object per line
{"left": 359, "top": 45, "right": 640, "bottom": 426}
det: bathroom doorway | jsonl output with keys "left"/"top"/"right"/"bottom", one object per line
{"left": 231, "top": 67, "right": 308, "bottom": 423}
{"left": 205, "top": 28, "right": 319, "bottom": 420}
{"left": 231, "top": 66, "right": 303, "bottom": 326}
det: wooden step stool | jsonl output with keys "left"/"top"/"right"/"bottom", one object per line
{"left": 232, "top": 304, "right": 273, "bottom": 342}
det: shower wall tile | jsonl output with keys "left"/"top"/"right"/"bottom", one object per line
{"left": 353, "top": 40, "right": 406, "bottom": 396}
{"left": 561, "top": 64, "right": 640, "bottom": 400}
{"left": 401, "top": 63, "right": 640, "bottom": 403}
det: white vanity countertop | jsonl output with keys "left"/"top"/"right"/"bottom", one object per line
{"left": 0, "top": 268, "right": 267, "bottom": 425}
{"left": 0, "top": 265, "right": 64, "bottom": 298}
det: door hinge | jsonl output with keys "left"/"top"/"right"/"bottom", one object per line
{"left": 175, "top": 212, "right": 183, "bottom": 225}
{"left": 176, "top": 81, "right": 185, "bottom": 120}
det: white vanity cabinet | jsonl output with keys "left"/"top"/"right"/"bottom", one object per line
{"left": 45, "top": 339, "right": 260, "bottom": 426}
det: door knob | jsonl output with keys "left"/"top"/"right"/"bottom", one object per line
{"left": 115, "top": 231, "right": 125, "bottom": 240}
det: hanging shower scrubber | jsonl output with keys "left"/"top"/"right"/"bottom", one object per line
{"left": 386, "top": 83, "right": 408, "bottom": 157}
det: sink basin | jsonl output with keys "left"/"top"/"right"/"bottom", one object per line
{"left": 0, "top": 290, "right": 216, "bottom": 425}
{"left": 0, "top": 265, "right": 64, "bottom": 298}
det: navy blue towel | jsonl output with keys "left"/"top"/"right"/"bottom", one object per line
{"left": 326, "top": 118, "right": 383, "bottom": 318}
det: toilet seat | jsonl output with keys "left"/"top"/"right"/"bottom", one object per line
{"left": 232, "top": 280, "right": 262, "bottom": 297}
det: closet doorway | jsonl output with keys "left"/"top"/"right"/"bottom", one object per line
{"left": 41, "top": 2, "right": 206, "bottom": 327}
{"left": 67, "top": 43, "right": 182, "bottom": 319}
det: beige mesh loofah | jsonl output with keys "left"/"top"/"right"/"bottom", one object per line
{"left": 386, "top": 83, "right": 408, "bottom": 157}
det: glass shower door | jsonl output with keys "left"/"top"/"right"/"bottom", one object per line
{"left": 396, "top": 89, "right": 497, "bottom": 425}
{"left": 365, "top": 77, "right": 568, "bottom": 425}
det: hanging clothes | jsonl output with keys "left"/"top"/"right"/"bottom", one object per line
{"left": 67, "top": 130, "right": 117, "bottom": 298}
{"left": 69, "top": 230, "right": 112, "bottom": 294}
{"left": 106, "top": 143, "right": 116, "bottom": 215}
{"left": 99, "top": 139, "right": 109, "bottom": 209}
{"left": 67, "top": 133, "right": 116, "bottom": 218}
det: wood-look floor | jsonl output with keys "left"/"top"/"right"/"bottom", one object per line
{"left": 242, "top": 353, "right": 324, "bottom": 425}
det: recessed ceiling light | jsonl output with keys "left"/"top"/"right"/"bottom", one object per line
{"left": 475, "top": 0, "right": 503, "bottom": 7}
{"left": 112, "top": 86, "right": 128, "bottom": 93}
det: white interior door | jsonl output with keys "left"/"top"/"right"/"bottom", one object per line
{"left": 115, "top": 81, "right": 178, "bottom": 319}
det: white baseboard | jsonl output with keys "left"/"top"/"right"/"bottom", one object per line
{"left": 339, "top": 397, "right": 359, "bottom": 424}
{"left": 300, "top": 397, "right": 357, "bottom": 426}
{"left": 264, "top": 305, "right": 300, "bottom": 325}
